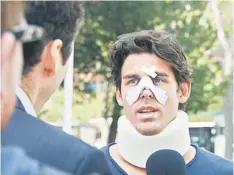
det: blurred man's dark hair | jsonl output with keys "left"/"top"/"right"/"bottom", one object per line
{"left": 23, "top": 1, "right": 84, "bottom": 75}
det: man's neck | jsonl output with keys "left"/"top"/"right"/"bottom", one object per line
{"left": 110, "top": 144, "right": 146, "bottom": 175}
{"left": 109, "top": 144, "right": 196, "bottom": 175}
{"left": 183, "top": 145, "right": 196, "bottom": 164}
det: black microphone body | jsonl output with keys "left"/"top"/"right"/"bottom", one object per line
{"left": 146, "top": 149, "right": 187, "bottom": 175}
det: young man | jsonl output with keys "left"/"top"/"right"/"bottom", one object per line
{"left": 101, "top": 30, "right": 233, "bottom": 175}
{"left": 2, "top": 2, "right": 111, "bottom": 175}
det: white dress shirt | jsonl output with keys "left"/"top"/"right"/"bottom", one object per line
{"left": 15, "top": 86, "right": 37, "bottom": 117}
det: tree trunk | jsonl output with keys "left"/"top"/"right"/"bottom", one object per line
{"left": 103, "top": 80, "right": 111, "bottom": 119}
{"left": 108, "top": 95, "right": 121, "bottom": 143}
{"left": 224, "top": 83, "right": 233, "bottom": 160}
{"left": 210, "top": 1, "right": 233, "bottom": 160}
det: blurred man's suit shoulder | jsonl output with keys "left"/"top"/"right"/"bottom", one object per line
{"left": 2, "top": 99, "right": 111, "bottom": 175}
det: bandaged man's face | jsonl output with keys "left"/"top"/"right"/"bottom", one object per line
{"left": 116, "top": 53, "right": 191, "bottom": 136}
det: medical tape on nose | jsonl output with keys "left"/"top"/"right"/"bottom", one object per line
{"left": 141, "top": 66, "right": 157, "bottom": 78}
{"left": 126, "top": 76, "right": 168, "bottom": 105}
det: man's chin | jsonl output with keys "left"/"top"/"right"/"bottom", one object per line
{"left": 136, "top": 122, "right": 163, "bottom": 136}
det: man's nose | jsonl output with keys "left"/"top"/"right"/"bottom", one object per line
{"left": 139, "top": 88, "right": 154, "bottom": 99}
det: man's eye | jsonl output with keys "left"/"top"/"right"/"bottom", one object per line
{"left": 153, "top": 78, "right": 164, "bottom": 84}
{"left": 128, "top": 79, "right": 138, "bottom": 85}
{"left": 154, "top": 78, "right": 161, "bottom": 83}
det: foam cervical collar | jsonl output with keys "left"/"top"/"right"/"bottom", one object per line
{"left": 116, "top": 110, "right": 191, "bottom": 168}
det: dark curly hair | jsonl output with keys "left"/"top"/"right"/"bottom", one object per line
{"left": 110, "top": 30, "right": 192, "bottom": 111}
{"left": 23, "top": 1, "right": 84, "bottom": 75}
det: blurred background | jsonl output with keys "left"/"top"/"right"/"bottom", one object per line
{"left": 38, "top": 1, "right": 233, "bottom": 161}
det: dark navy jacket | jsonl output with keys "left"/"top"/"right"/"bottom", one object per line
{"left": 2, "top": 99, "right": 112, "bottom": 175}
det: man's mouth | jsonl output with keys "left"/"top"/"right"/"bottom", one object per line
{"left": 137, "top": 106, "right": 158, "bottom": 114}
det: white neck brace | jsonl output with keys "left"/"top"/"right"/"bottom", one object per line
{"left": 116, "top": 110, "right": 191, "bottom": 168}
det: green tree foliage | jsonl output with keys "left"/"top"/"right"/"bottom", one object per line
{"left": 40, "top": 1, "right": 228, "bottom": 142}
{"left": 75, "top": 1, "right": 226, "bottom": 113}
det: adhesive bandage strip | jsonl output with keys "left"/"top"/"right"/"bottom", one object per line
{"left": 141, "top": 66, "right": 157, "bottom": 78}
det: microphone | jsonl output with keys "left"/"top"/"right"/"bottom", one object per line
{"left": 146, "top": 149, "right": 187, "bottom": 175}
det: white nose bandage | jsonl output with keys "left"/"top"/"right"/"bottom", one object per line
{"left": 126, "top": 76, "right": 168, "bottom": 105}
{"left": 141, "top": 66, "right": 157, "bottom": 78}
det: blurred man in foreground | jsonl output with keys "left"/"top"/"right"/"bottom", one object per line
{"left": 1, "top": 1, "right": 74, "bottom": 174}
{"left": 2, "top": 1, "right": 111, "bottom": 175}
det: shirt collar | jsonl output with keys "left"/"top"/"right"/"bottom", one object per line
{"left": 15, "top": 86, "right": 37, "bottom": 117}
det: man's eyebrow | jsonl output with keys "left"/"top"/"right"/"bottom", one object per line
{"left": 155, "top": 71, "right": 169, "bottom": 77}
{"left": 122, "top": 74, "right": 139, "bottom": 79}
{"left": 122, "top": 72, "right": 169, "bottom": 79}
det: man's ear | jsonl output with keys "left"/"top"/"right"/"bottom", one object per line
{"left": 116, "top": 88, "right": 123, "bottom": 106}
{"left": 177, "top": 80, "right": 191, "bottom": 104}
{"left": 41, "top": 39, "right": 63, "bottom": 77}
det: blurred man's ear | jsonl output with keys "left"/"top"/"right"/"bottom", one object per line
{"left": 41, "top": 39, "right": 63, "bottom": 77}
{"left": 116, "top": 88, "right": 123, "bottom": 106}
{"left": 177, "top": 80, "right": 191, "bottom": 103}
